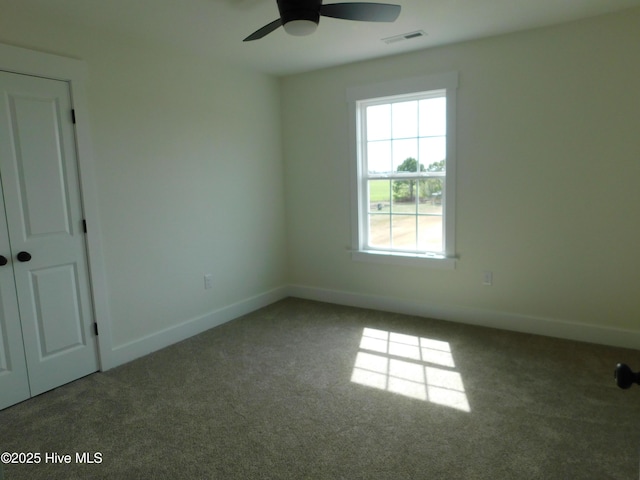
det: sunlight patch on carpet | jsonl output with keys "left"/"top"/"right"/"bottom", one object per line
{"left": 351, "top": 327, "right": 470, "bottom": 411}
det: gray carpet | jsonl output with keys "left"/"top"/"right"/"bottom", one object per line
{"left": 1, "top": 298, "right": 640, "bottom": 479}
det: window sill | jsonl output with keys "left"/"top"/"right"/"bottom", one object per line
{"left": 351, "top": 250, "right": 457, "bottom": 270}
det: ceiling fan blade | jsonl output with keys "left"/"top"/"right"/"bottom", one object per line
{"left": 243, "top": 18, "right": 283, "bottom": 41}
{"left": 320, "top": 3, "right": 401, "bottom": 22}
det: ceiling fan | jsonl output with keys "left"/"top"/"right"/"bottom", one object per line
{"left": 243, "top": 0, "right": 401, "bottom": 41}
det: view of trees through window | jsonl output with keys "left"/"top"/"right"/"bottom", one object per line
{"left": 392, "top": 157, "right": 444, "bottom": 203}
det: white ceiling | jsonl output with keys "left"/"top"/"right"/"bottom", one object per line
{"left": 11, "top": 0, "right": 640, "bottom": 76}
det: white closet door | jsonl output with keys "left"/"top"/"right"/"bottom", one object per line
{"left": 0, "top": 70, "right": 98, "bottom": 404}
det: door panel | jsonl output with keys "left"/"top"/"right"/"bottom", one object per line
{"left": 0, "top": 70, "right": 98, "bottom": 401}
{"left": 31, "top": 264, "right": 85, "bottom": 357}
{"left": 9, "top": 94, "right": 72, "bottom": 236}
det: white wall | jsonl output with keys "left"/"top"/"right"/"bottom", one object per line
{"left": 281, "top": 9, "right": 640, "bottom": 343}
{"left": 0, "top": 8, "right": 287, "bottom": 364}
{"left": 2, "top": 4, "right": 639, "bottom": 363}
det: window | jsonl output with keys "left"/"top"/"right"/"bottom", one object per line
{"left": 347, "top": 73, "right": 458, "bottom": 268}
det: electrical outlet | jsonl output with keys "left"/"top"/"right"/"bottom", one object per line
{"left": 482, "top": 271, "right": 493, "bottom": 286}
{"left": 204, "top": 274, "right": 213, "bottom": 290}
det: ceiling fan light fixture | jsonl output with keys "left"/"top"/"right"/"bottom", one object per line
{"left": 283, "top": 19, "right": 318, "bottom": 36}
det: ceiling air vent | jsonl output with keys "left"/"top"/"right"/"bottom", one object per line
{"left": 382, "top": 30, "right": 427, "bottom": 45}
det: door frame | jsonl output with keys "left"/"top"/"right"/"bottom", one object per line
{"left": 0, "top": 42, "right": 114, "bottom": 370}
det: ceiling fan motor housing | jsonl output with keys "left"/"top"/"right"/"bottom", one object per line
{"left": 277, "top": 0, "right": 322, "bottom": 27}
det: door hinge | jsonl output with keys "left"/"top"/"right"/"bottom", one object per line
{"left": 94, "top": 322, "right": 99, "bottom": 336}
{"left": 82, "top": 219, "right": 87, "bottom": 233}
{"left": 71, "top": 109, "right": 76, "bottom": 124}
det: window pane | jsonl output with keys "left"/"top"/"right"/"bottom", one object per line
{"left": 392, "top": 101, "right": 418, "bottom": 139}
{"left": 418, "top": 198, "right": 443, "bottom": 215}
{"left": 369, "top": 214, "right": 391, "bottom": 248}
{"left": 392, "top": 139, "right": 419, "bottom": 172}
{"left": 392, "top": 214, "right": 417, "bottom": 250}
{"left": 367, "top": 104, "right": 391, "bottom": 141}
{"left": 392, "top": 180, "right": 417, "bottom": 212}
{"left": 419, "top": 97, "right": 446, "bottom": 137}
{"left": 368, "top": 180, "right": 390, "bottom": 212}
{"left": 367, "top": 140, "right": 391, "bottom": 174}
{"left": 419, "top": 137, "right": 446, "bottom": 167}
{"left": 418, "top": 178, "right": 444, "bottom": 208}
{"left": 418, "top": 215, "right": 443, "bottom": 252}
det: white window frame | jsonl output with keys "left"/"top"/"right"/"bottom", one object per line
{"left": 347, "top": 72, "right": 458, "bottom": 269}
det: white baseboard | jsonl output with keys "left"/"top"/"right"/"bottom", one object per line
{"left": 103, "top": 283, "right": 638, "bottom": 371}
{"left": 107, "top": 286, "right": 289, "bottom": 369}
{"left": 287, "top": 284, "right": 640, "bottom": 350}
